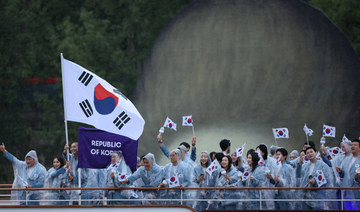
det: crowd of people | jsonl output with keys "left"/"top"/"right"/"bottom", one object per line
{"left": 1, "top": 134, "right": 360, "bottom": 211}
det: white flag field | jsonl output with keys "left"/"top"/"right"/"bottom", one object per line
{"left": 272, "top": 128, "right": 289, "bottom": 139}
{"left": 61, "top": 55, "right": 145, "bottom": 140}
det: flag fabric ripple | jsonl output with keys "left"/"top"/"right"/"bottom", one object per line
{"left": 61, "top": 55, "right": 145, "bottom": 140}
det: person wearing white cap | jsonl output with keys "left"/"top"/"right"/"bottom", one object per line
{"left": 0, "top": 142, "right": 46, "bottom": 205}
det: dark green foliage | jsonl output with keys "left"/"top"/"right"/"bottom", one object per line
{"left": 0, "top": 0, "right": 190, "bottom": 183}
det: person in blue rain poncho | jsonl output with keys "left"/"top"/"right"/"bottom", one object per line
{"left": 244, "top": 150, "right": 267, "bottom": 210}
{"left": 256, "top": 144, "right": 277, "bottom": 209}
{"left": 157, "top": 133, "right": 197, "bottom": 162}
{"left": 159, "top": 149, "right": 189, "bottom": 205}
{"left": 120, "top": 153, "right": 163, "bottom": 204}
{"left": 214, "top": 155, "right": 239, "bottom": 210}
{"left": 0, "top": 142, "right": 46, "bottom": 205}
{"left": 44, "top": 156, "right": 70, "bottom": 205}
{"left": 63, "top": 142, "right": 88, "bottom": 204}
{"left": 105, "top": 151, "right": 134, "bottom": 205}
{"left": 266, "top": 148, "right": 293, "bottom": 209}
{"left": 337, "top": 138, "right": 360, "bottom": 210}
{"left": 82, "top": 168, "right": 105, "bottom": 205}
{"left": 297, "top": 146, "right": 333, "bottom": 210}
{"left": 192, "top": 151, "right": 215, "bottom": 212}
{"left": 288, "top": 150, "right": 301, "bottom": 210}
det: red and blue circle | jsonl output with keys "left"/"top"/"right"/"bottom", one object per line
{"left": 94, "top": 83, "right": 119, "bottom": 115}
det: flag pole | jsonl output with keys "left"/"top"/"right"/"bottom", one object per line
{"left": 192, "top": 125, "right": 195, "bottom": 137}
{"left": 60, "top": 53, "right": 70, "bottom": 161}
{"left": 306, "top": 134, "right": 309, "bottom": 145}
{"left": 274, "top": 137, "right": 278, "bottom": 146}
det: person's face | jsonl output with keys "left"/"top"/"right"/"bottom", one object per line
{"left": 70, "top": 143, "right": 78, "bottom": 155}
{"left": 211, "top": 154, "right": 216, "bottom": 161}
{"left": 53, "top": 158, "right": 61, "bottom": 169}
{"left": 306, "top": 148, "right": 316, "bottom": 160}
{"left": 351, "top": 142, "right": 360, "bottom": 154}
{"left": 200, "top": 153, "right": 208, "bottom": 166}
{"left": 26, "top": 157, "right": 36, "bottom": 167}
{"left": 247, "top": 154, "right": 252, "bottom": 166}
{"left": 300, "top": 151, "right": 305, "bottom": 158}
{"left": 221, "top": 157, "right": 229, "bottom": 169}
{"left": 231, "top": 152, "right": 237, "bottom": 163}
{"left": 170, "top": 152, "right": 178, "bottom": 164}
{"left": 143, "top": 158, "right": 153, "bottom": 171}
{"left": 111, "top": 153, "right": 120, "bottom": 164}
{"left": 186, "top": 147, "right": 190, "bottom": 152}
{"left": 289, "top": 156, "right": 297, "bottom": 161}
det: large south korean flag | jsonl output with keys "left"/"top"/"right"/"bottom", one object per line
{"left": 61, "top": 55, "right": 145, "bottom": 140}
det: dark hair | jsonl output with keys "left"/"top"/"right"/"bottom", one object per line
{"left": 305, "top": 146, "right": 317, "bottom": 154}
{"left": 219, "top": 139, "right": 231, "bottom": 151}
{"left": 246, "top": 149, "right": 255, "bottom": 156}
{"left": 276, "top": 148, "right": 288, "bottom": 159}
{"left": 221, "top": 155, "right": 232, "bottom": 171}
{"left": 247, "top": 151, "right": 259, "bottom": 172}
{"left": 303, "top": 141, "right": 315, "bottom": 148}
{"left": 53, "top": 156, "right": 65, "bottom": 169}
{"left": 256, "top": 144, "right": 268, "bottom": 160}
{"left": 215, "top": 152, "right": 225, "bottom": 162}
{"left": 209, "top": 152, "right": 216, "bottom": 162}
{"left": 179, "top": 142, "right": 190, "bottom": 149}
{"left": 352, "top": 138, "right": 360, "bottom": 145}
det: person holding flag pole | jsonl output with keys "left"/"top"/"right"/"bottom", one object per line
{"left": 157, "top": 116, "right": 196, "bottom": 162}
{"left": 60, "top": 54, "right": 145, "bottom": 205}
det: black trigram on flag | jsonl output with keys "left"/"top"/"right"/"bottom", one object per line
{"left": 113, "top": 111, "right": 131, "bottom": 130}
{"left": 79, "top": 99, "right": 93, "bottom": 117}
{"left": 78, "top": 71, "right": 93, "bottom": 86}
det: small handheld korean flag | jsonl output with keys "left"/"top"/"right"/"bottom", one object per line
{"left": 236, "top": 143, "right": 246, "bottom": 157}
{"left": 273, "top": 128, "right": 289, "bottom": 139}
{"left": 323, "top": 124, "right": 336, "bottom": 137}
{"left": 118, "top": 173, "right": 130, "bottom": 182}
{"left": 206, "top": 159, "right": 220, "bottom": 175}
{"left": 168, "top": 175, "right": 180, "bottom": 188}
{"left": 256, "top": 150, "right": 265, "bottom": 166}
{"left": 182, "top": 115, "right": 193, "bottom": 126}
{"left": 163, "top": 117, "right": 177, "bottom": 131}
{"left": 304, "top": 156, "right": 310, "bottom": 164}
{"left": 342, "top": 135, "right": 351, "bottom": 143}
{"left": 327, "top": 147, "right": 344, "bottom": 159}
{"left": 315, "top": 170, "right": 327, "bottom": 187}
{"left": 316, "top": 152, "right": 323, "bottom": 161}
{"left": 242, "top": 169, "right": 250, "bottom": 182}
{"left": 303, "top": 124, "right": 314, "bottom": 136}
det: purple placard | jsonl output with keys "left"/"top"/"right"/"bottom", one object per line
{"left": 78, "top": 126, "right": 138, "bottom": 172}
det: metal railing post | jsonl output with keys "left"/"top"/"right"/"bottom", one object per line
{"left": 341, "top": 189, "right": 344, "bottom": 210}
{"left": 180, "top": 189, "right": 183, "bottom": 205}
{"left": 259, "top": 190, "right": 262, "bottom": 210}
{"left": 25, "top": 190, "right": 28, "bottom": 205}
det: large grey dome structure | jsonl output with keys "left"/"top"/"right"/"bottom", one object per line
{"left": 133, "top": 0, "right": 360, "bottom": 163}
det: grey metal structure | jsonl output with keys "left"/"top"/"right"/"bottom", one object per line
{"left": 133, "top": 0, "right": 360, "bottom": 162}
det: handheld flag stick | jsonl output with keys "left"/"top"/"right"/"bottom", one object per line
{"left": 306, "top": 134, "right": 309, "bottom": 145}
{"left": 60, "top": 53, "right": 70, "bottom": 161}
{"left": 274, "top": 137, "right": 278, "bottom": 146}
{"left": 192, "top": 125, "right": 195, "bottom": 137}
